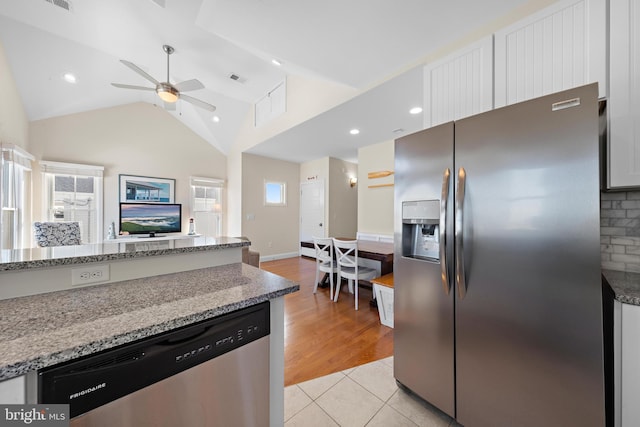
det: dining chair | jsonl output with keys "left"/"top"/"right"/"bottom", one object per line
{"left": 313, "top": 237, "right": 338, "bottom": 300}
{"left": 332, "top": 239, "right": 377, "bottom": 310}
{"left": 33, "top": 221, "right": 81, "bottom": 247}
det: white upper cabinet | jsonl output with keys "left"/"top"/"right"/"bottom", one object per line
{"left": 608, "top": 0, "right": 640, "bottom": 189}
{"left": 423, "top": 36, "right": 493, "bottom": 128}
{"left": 494, "top": 0, "right": 607, "bottom": 108}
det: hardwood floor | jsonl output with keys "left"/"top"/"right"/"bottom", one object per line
{"left": 260, "top": 256, "right": 394, "bottom": 386}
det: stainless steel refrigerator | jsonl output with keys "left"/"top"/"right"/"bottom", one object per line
{"left": 394, "top": 83, "right": 605, "bottom": 427}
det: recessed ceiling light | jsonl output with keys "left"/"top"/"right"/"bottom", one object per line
{"left": 62, "top": 72, "right": 77, "bottom": 84}
{"left": 212, "top": 115, "right": 220, "bottom": 123}
{"left": 409, "top": 107, "right": 423, "bottom": 115}
{"left": 349, "top": 129, "right": 360, "bottom": 135}
{"left": 271, "top": 59, "right": 282, "bottom": 66}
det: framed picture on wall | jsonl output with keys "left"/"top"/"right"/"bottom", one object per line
{"left": 119, "top": 174, "right": 175, "bottom": 203}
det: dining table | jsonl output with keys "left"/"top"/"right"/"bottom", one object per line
{"left": 300, "top": 238, "right": 394, "bottom": 305}
{"left": 300, "top": 238, "right": 394, "bottom": 276}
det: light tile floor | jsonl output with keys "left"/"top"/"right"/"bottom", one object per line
{"left": 284, "top": 357, "right": 459, "bottom": 427}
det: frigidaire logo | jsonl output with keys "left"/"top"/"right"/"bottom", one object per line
{"left": 69, "top": 382, "right": 106, "bottom": 400}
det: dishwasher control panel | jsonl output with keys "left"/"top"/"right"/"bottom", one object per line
{"left": 174, "top": 322, "right": 263, "bottom": 364}
{"left": 175, "top": 343, "right": 212, "bottom": 363}
{"left": 39, "top": 301, "right": 270, "bottom": 419}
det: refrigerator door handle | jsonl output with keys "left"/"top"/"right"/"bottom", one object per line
{"left": 440, "top": 168, "right": 451, "bottom": 295}
{"left": 455, "top": 167, "right": 467, "bottom": 299}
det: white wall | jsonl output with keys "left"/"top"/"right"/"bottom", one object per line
{"left": 299, "top": 157, "right": 358, "bottom": 239}
{"left": 328, "top": 157, "right": 357, "bottom": 238}
{"left": 0, "top": 42, "right": 28, "bottom": 149}
{"left": 241, "top": 153, "right": 300, "bottom": 259}
{"left": 358, "top": 140, "right": 394, "bottom": 236}
{"left": 228, "top": 75, "right": 358, "bottom": 236}
{"left": 28, "top": 103, "right": 227, "bottom": 239}
{"left": 300, "top": 157, "right": 329, "bottom": 183}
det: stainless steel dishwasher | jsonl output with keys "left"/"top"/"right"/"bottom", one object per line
{"left": 38, "top": 301, "right": 270, "bottom": 427}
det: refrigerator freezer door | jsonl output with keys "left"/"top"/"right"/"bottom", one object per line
{"left": 454, "top": 84, "right": 604, "bottom": 427}
{"left": 394, "top": 122, "right": 455, "bottom": 417}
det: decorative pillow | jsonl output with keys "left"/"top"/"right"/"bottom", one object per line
{"left": 33, "top": 222, "right": 82, "bottom": 247}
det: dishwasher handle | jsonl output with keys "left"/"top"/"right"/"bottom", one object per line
{"left": 53, "top": 322, "right": 223, "bottom": 378}
{"left": 161, "top": 325, "right": 209, "bottom": 344}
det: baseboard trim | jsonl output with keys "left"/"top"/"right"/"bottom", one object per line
{"left": 260, "top": 252, "right": 299, "bottom": 262}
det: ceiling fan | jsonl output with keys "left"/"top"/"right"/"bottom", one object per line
{"left": 111, "top": 45, "right": 216, "bottom": 112}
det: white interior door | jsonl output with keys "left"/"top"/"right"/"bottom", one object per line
{"left": 300, "top": 181, "right": 325, "bottom": 255}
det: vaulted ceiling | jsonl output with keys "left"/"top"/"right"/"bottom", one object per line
{"left": 0, "top": 0, "right": 550, "bottom": 163}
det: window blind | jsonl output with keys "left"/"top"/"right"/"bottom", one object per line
{"left": 40, "top": 160, "right": 104, "bottom": 177}
{"left": 1, "top": 143, "right": 34, "bottom": 169}
{"left": 190, "top": 176, "right": 224, "bottom": 188}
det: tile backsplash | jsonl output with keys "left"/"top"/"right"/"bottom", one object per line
{"left": 601, "top": 191, "right": 640, "bottom": 272}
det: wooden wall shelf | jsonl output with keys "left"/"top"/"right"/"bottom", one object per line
{"left": 368, "top": 183, "right": 394, "bottom": 189}
{"left": 368, "top": 171, "right": 394, "bottom": 179}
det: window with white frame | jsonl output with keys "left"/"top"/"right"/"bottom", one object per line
{"left": 0, "top": 144, "right": 34, "bottom": 250}
{"left": 40, "top": 161, "right": 104, "bottom": 244}
{"left": 190, "top": 176, "right": 224, "bottom": 237}
{"left": 264, "top": 180, "right": 286, "bottom": 206}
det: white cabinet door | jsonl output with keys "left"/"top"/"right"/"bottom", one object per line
{"left": 423, "top": 36, "right": 493, "bottom": 128}
{"left": 494, "top": 0, "right": 606, "bottom": 108}
{"left": 0, "top": 375, "right": 25, "bottom": 404}
{"left": 608, "top": 0, "right": 640, "bottom": 189}
{"left": 621, "top": 302, "right": 640, "bottom": 426}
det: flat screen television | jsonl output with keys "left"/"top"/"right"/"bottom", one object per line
{"left": 119, "top": 203, "right": 182, "bottom": 237}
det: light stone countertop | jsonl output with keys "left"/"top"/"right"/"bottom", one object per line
{"left": 602, "top": 269, "right": 640, "bottom": 306}
{"left": 0, "top": 262, "right": 299, "bottom": 381}
{"left": 0, "top": 236, "right": 248, "bottom": 272}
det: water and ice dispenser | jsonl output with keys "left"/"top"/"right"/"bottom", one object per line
{"left": 402, "top": 200, "right": 440, "bottom": 261}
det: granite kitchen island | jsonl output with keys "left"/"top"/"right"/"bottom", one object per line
{"left": 0, "top": 236, "right": 299, "bottom": 426}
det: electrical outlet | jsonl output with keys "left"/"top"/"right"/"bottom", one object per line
{"left": 72, "top": 265, "right": 110, "bottom": 286}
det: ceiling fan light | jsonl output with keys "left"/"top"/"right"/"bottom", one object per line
{"left": 156, "top": 83, "right": 179, "bottom": 103}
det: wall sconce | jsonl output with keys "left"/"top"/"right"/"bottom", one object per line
{"left": 349, "top": 177, "right": 358, "bottom": 187}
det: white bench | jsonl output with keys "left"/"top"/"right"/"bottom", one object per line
{"left": 372, "top": 273, "right": 394, "bottom": 328}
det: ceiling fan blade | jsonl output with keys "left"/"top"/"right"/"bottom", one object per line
{"left": 164, "top": 101, "right": 176, "bottom": 111}
{"left": 180, "top": 94, "right": 216, "bottom": 112}
{"left": 174, "top": 79, "right": 204, "bottom": 92}
{"left": 111, "top": 83, "right": 156, "bottom": 91}
{"left": 120, "top": 60, "right": 159, "bottom": 85}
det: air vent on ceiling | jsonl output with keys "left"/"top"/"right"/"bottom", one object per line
{"left": 44, "top": 0, "right": 72, "bottom": 12}
{"left": 228, "top": 73, "right": 247, "bottom": 84}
